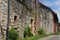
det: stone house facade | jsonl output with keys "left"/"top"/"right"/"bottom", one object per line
{"left": 0, "top": 0, "right": 8, "bottom": 40}
{"left": 58, "top": 23, "right": 60, "bottom": 32}
{"left": 0, "top": 0, "right": 58, "bottom": 40}
{"left": 38, "top": 2, "right": 58, "bottom": 34}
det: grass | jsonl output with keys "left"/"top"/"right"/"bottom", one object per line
{"left": 57, "top": 32, "right": 60, "bottom": 35}
{"left": 19, "top": 28, "right": 49, "bottom": 40}
{"left": 19, "top": 35, "right": 49, "bottom": 40}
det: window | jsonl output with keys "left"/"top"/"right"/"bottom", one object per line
{"left": 31, "top": 18, "right": 33, "bottom": 24}
{"left": 14, "top": 16, "right": 17, "bottom": 22}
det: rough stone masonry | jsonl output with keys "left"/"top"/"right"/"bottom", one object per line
{"left": 0, "top": 0, "right": 58, "bottom": 40}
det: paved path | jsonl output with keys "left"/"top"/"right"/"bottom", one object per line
{"left": 38, "top": 35, "right": 60, "bottom": 40}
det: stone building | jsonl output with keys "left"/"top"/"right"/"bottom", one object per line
{"left": 0, "top": 0, "right": 8, "bottom": 40}
{"left": 38, "top": 2, "right": 58, "bottom": 34}
{"left": 0, "top": 0, "right": 35, "bottom": 40}
{"left": 0, "top": 0, "right": 58, "bottom": 40}
{"left": 58, "top": 23, "right": 60, "bottom": 32}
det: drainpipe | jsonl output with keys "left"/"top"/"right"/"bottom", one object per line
{"left": 6, "top": 0, "right": 10, "bottom": 40}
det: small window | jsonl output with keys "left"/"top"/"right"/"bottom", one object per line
{"left": 31, "top": 18, "right": 33, "bottom": 24}
{"left": 14, "top": 16, "right": 17, "bottom": 22}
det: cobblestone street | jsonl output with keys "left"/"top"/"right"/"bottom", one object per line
{"left": 38, "top": 35, "right": 60, "bottom": 40}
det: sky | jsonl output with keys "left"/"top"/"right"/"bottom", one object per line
{"left": 39, "top": 0, "right": 60, "bottom": 22}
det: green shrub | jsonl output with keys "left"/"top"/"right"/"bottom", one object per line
{"left": 38, "top": 29, "right": 46, "bottom": 35}
{"left": 24, "top": 26, "right": 33, "bottom": 37}
{"left": 49, "top": 33, "right": 54, "bottom": 35}
{"left": 8, "top": 28, "right": 18, "bottom": 40}
{"left": 57, "top": 32, "right": 60, "bottom": 35}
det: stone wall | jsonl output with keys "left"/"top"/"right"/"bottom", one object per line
{"left": 37, "top": 2, "right": 57, "bottom": 34}
{"left": 9, "top": 0, "right": 33, "bottom": 38}
{"left": 0, "top": 0, "right": 8, "bottom": 40}
{"left": 0, "top": 0, "right": 58, "bottom": 40}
